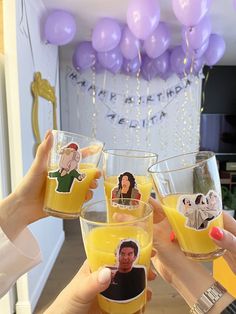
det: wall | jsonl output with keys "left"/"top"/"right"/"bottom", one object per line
{"left": 3, "top": 0, "right": 64, "bottom": 313}
{"left": 0, "top": 0, "right": 3, "bottom": 54}
{"left": 60, "top": 64, "right": 202, "bottom": 159}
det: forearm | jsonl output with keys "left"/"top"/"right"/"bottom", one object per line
{"left": 170, "top": 260, "right": 234, "bottom": 313}
{"left": 0, "top": 192, "right": 28, "bottom": 241}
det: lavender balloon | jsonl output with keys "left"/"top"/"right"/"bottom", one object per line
{"left": 192, "top": 57, "right": 204, "bottom": 75}
{"left": 127, "top": 0, "right": 160, "bottom": 40}
{"left": 97, "top": 47, "right": 122, "bottom": 69}
{"left": 72, "top": 41, "right": 96, "bottom": 71}
{"left": 109, "top": 54, "right": 123, "bottom": 74}
{"left": 204, "top": 34, "right": 226, "bottom": 66}
{"left": 141, "top": 55, "right": 158, "bottom": 81}
{"left": 92, "top": 18, "right": 121, "bottom": 52}
{"left": 182, "top": 15, "right": 212, "bottom": 49}
{"left": 44, "top": 10, "right": 76, "bottom": 45}
{"left": 234, "top": 0, "right": 236, "bottom": 10}
{"left": 172, "top": 0, "right": 211, "bottom": 26}
{"left": 154, "top": 50, "right": 170, "bottom": 77}
{"left": 123, "top": 56, "right": 141, "bottom": 75}
{"left": 144, "top": 22, "right": 171, "bottom": 59}
{"left": 120, "top": 26, "right": 140, "bottom": 60}
{"left": 182, "top": 37, "right": 209, "bottom": 59}
{"left": 170, "top": 46, "right": 191, "bottom": 77}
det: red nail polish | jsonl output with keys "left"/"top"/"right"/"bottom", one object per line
{"left": 210, "top": 226, "right": 224, "bottom": 240}
{"left": 170, "top": 231, "right": 175, "bottom": 242}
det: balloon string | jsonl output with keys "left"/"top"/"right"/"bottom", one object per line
{"left": 201, "top": 68, "right": 210, "bottom": 112}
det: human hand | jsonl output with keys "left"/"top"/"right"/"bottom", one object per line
{"left": 209, "top": 212, "right": 236, "bottom": 274}
{"left": 1, "top": 131, "right": 101, "bottom": 239}
{"left": 44, "top": 260, "right": 112, "bottom": 314}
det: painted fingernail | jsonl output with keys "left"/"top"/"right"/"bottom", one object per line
{"left": 209, "top": 226, "right": 224, "bottom": 240}
{"left": 98, "top": 268, "right": 111, "bottom": 284}
{"left": 170, "top": 231, "right": 175, "bottom": 242}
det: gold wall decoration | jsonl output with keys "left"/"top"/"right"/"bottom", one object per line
{"left": 31, "top": 72, "right": 57, "bottom": 153}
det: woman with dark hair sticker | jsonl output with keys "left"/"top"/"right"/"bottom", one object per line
{"left": 101, "top": 240, "right": 146, "bottom": 302}
{"left": 111, "top": 172, "right": 141, "bottom": 206}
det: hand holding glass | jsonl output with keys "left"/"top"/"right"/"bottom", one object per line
{"left": 44, "top": 130, "right": 104, "bottom": 218}
{"left": 149, "top": 151, "right": 225, "bottom": 261}
{"left": 80, "top": 199, "right": 153, "bottom": 314}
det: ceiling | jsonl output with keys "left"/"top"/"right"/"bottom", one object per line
{"left": 42, "top": 0, "right": 236, "bottom": 65}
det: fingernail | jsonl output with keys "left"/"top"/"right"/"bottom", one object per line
{"left": 170, "top": 231, "right": 175, "bottom": 242}
{"left": 209, "top": 226, "right": 224, "bottom": 240}
{"left": 98, "top": 268, "right": 111, "bottom": 284}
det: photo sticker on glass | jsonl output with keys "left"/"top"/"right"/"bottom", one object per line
{"left": 111, "top": 172, "right": 141, "bottom": 208}
{"left": 178, "top": 190, "right": 222, "bottom": 231}
{"left": 101, "top": 239, "right": 146, "bottom": 303}
{"left": 48, "top": 142, "right": 86, "bottom": 193}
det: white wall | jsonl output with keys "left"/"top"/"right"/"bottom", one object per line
{"left": 4, "top": 0, "right": 64, "bottom": 312}
{"left": 60, "top": 63, "right": 202, "bottom": 161}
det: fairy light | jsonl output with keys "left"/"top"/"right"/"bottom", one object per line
{"left": 145, "top": 82, "right": 152, "bottom": 149}
{"left": 124, "top": 74, "right": 131, "bottom": 146}
{"left": 91, "top": 66, "right": 97, "bottom": 139}
{"left": 134, "top": 50, "right": 142, "bottom": 149}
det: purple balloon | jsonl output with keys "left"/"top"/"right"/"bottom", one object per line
{"left": 204, "top": 34, "right": 226, "bottom": 66}
{"left": 123, "top": 56, "right": 141, "bottom": 75}
{"left": 154, "top": 50, "right": 170, "bottom": 77}
{"left": 44, "top": 10, "right": 76, "bottom": 46}
{"left": 72, "top": 42, "right": 96, "bottom": 71}
{"left": 182, "top": 15, "right": 212, "bottom": 49}
{"left": 182, "top": 37, "right": 209, "bottom": 59}
{"left": 109, "top": 55, "right": 123, "bottom": 74}
{"left": 141, "top": 55, "right": 158, "bottom": 81}
{"left": 92, "top": 18, "right": 121, "bottom": 52}
{"left": 144, "top": 22, "right": 171, "bottom": 59}
{"left": 172, "top": 0, "right": 211, "bottom": 26}
{"left": 97, "top": 47, "right": 122, "bottom": 69}
{"left": 94, "top": 61, "right": 104, "bottom": 74}
{"left": 127, "top": 0, "right": 160, "bottom": 40}
{"left": 170, "top": 46, "right": 191, "bottom": 77}
{"left": 192, "top": 57, "right": 204, "bottom": 75}
{"left": 120, "top": 26, "right": 140, "bottom": 60}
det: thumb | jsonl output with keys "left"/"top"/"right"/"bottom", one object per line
{"left": 209, "top": 226, "right": 236, "bottom": 254}
{"left": 73, "top": 262, "right": 112, "bottom": 303}
{"left": 31, "top": 130, "right": 53, "bottom": 173}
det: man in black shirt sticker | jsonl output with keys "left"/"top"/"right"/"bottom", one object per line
{"left": 101, "top": 240, "right": 146, "bottom": 302}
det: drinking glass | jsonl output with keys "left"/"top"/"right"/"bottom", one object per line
{"left": 149, "top": 151, "right": 225, "bottom": 261}
{"left": 103, "top": 149, "right": 157, "bottom": 220}
{"left": 80, "top": 199, "right": 153, "bottom": 314}
{"left": 44, "top": 130, "right": 104, "bottom": 218}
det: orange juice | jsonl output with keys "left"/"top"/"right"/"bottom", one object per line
{"left": 44, "top": 163, "right": 98, "bottom": 217}
{"left": 162, "top": 194, "right": 224, "bottom": 257}
{"left": 84, "top": 226, "right": 152, "bottom": 314}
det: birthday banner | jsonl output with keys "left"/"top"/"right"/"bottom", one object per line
{"left": 66, "top": 68, "right": 192, "bottom": 107}
{"left": 66, "top": 68, "right": 196, "bottom": 129}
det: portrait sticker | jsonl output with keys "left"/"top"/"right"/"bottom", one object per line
{"left": 111, "top": 172, "right": 141, "bottom": 209}
{"left": 177, "top": 190, "right": 222, "bottom": 231}
{"left": 101, "top": 239, "right": 146, "bottom": 303}
{"left": 48, "top": 142, "right": 86, "bottom": 193}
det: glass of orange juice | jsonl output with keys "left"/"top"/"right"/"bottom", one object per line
{"left": 103, "top": 149, "right": 157, "bottom": 220}
{"left": 149, "top": 151, "right": 225, "bottom": 261}
{"left": 44, "top": 130, "right": 104, "bottom": 219}
{"left": 80, "top": 198, "right": 153, "bottom": 314}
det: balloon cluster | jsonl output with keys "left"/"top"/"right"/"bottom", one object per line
{"left": 44, "top": 0, "right": 227, "bottom": 81}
